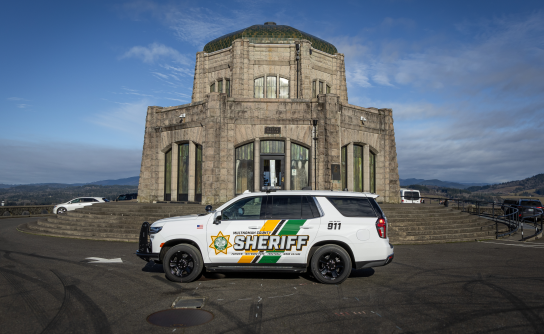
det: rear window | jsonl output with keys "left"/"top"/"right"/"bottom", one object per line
{"left": 520, "top": 200, "right": 542, "bottom": 207}
{"left": 266, "top": 196, "right": 321, "bottom": 219}
{"left": 403, "top": 191, "right": 420, "bottom": 200}
{"left": 326, "top": 197, "right": 377, "bottom": 217}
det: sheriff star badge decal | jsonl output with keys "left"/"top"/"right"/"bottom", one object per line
{"left": 209, "top": 231, "right": 233, "bottom": 255}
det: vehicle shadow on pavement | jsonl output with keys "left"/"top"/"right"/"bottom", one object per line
{"left": 349, "top": 268, "right": 375, "bottom": 278}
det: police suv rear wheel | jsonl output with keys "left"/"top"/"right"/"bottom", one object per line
{"left": 163, "top": 244, "right": 203, "bottom": 283}
{"left": 310, "top": 245, "right": 351, "bottom": 284}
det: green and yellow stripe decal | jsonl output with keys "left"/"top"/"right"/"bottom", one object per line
{"left": 237, "top": 219, "right": 307, "bottom": 264}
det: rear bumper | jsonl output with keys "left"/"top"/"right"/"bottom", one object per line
{"left": 355, "top": 253, "right": 394, "bottom": 269}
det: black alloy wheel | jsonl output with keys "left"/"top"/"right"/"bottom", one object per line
{"left": 57, "top": 207, "right": 67, "bottom": 214}
{"left": 170, "top": 251, "right": 195, "bottom": 278}
{"left": 310, "top": 245, "right": 351, "bottom": 284}
{"left": 163, "top": 244, "right": 203, "bottom": 283}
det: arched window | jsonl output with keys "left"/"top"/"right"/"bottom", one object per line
{"left": 279, "top": 78, "right": 289, "bottom": 98}
{"left": 178, "top": 143, "right": 189, "bottom": 201}
{"left": 210, "top": 82, "right": 215, "bottom": 93}
{"left": 341, "top": 146, "right": 347, "bottom": 190}
{"left": 236, "top": 143, "right": 254, "bottom": 194}
{"left": 291, "top": 143, "right": 309, "bottom": 190}
{"left": 254, "top": 77, "right": 264, "bottom": 98}
{"left": 353, "top": 145, "right": 364, "bottom": 192}
{"left": 370, "top": 151, "right": 376, "bottom": 193}
{"left": 164, "top": 149, "right": 172, "bottom": 201}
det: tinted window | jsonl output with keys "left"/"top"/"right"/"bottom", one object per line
{"left": 326, "top": 197, "right": 377, "bottom": 217}
{"left": 269, "top": 196, "right": 302, "bottom": 219}
{"left": 369, "top": 198, "right": 384, "bottom": 217}
{"left": 301, "top": 196, "right": 314, "bottom": 219}
{"left": 520, "top": 200, "right": 542, "bottom": 207}
{"left": 70, "top": 199, "right": 81, "bottom": 204}
{"left": 404, "top": 192, "right": 420, "bottom": 200}
{"left": 223, "top": 197, "right": 264, "bottom": 221}
{"left": 102, "top": 198, "right": 110, "bottom": 202}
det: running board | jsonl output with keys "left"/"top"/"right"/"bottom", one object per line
{"left": 205, "top": 264, "right": 306, "bottom": 273}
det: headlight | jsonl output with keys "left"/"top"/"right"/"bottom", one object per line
{"left": 150, "top": 226, "right": 163, "bottom": 234}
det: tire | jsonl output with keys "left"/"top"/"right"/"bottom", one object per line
{"left": 310, "top": 245, "right": 351, "bottom": 284}
{"left": 163, "top": 244, "right": 203, "bottom": 283}
{"left": 57, "top": 207, "right": 67, "bottom": 214}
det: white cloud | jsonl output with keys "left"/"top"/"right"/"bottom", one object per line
{"left": 121, "top": 42, "right": 191, "bottom": 65}
{"left": 7, "top": 97, "right": 26, "bottom": 101}
{"left": 16, "top": 104, "right": 31, "bottom": 109}
{"left": 90, "top": 99, "right": 150, "bottom": 137}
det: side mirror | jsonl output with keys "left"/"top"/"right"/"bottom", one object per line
{"left": 205, "top": 205, "right": 212, "bottom": 213}
{"left": 213, "top": 211, "right": 222, "bottom": 225}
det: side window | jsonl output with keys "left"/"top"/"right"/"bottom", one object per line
{"left": 71, "top": 199, "right": 81, "bottom": 204}
{"left": 326, "top": 197, "right": 377, "bottom": 217}
{"left": 269, "top": 196, "right": 302, "bottom": 219}
{"left": 302, "top": 196, "right": 321, "bottom": 219}
{"left": 222, "top": 197, "right": 264, "bottom": 221}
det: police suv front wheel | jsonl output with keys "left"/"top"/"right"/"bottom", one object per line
{"left": 163, "top": 244, "right": 203, "bottom": 283}
{"left": 310, "top": 245, "right": 351, "bottom": 284}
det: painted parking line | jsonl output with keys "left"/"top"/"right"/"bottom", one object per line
{"left": 478, "top": 241, "right": 544, "bottom": 248}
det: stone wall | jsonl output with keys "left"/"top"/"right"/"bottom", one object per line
{"left": 138, "top": 93, "right": 400, "bottom": 204}
{"left": 192, "top": 39, "right": 348, "bottom": 102}
{"left": 1, "top": 205, "right": 54, "bottom": 216}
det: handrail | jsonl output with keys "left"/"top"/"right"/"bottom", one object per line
{"left": 400, "top": 195, "right": 544, "bottom": 240}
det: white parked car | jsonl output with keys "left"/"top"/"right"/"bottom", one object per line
{"left": 136, "top": 189, "right": 394, "bottom": 284}
{"left": 400, "top": 188, "right": 421, "bottom": 204}
{"left": 53, "top": 197, "right": 109, "bottom": 214}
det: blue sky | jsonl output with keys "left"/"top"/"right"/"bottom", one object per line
{"left": 1, "top": 0, "right": 543, "bottom": 184}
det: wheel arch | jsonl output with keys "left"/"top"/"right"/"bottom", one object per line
{"left": 307, "top": 241, "right": 356, "bottom": 269}
{"left": 159, "top": 238, "right": 202, "bottom": 262}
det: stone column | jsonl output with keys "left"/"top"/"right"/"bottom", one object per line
{"left": 285, "top": 138, "right": 291, "bottom": 190}
{"left": 363, "top": 144, "right": 370, "bottom": 192}
{"left": 188, "top": 141, "right": 196, "bottom": 202}
{"left": 347, "top": 142, "right": 354, "bottom": 191}
{"left": 254, "top": 138, "right": 260, "bottom": 192}
{"left": 171, "top": 143, "right": 179, "bottom": 201}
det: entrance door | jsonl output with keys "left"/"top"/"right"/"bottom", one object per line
{"left": 261, "top": 155, "right": 284, "bottom": 190}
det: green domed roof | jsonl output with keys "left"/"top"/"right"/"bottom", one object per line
{"left": 203, "top": 22, "right": 338, "bottom": 55}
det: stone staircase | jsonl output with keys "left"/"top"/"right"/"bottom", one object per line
{"left": 18, "top": 202, "right": 503, "bottom": 244}
{"left": 381, "top": 204, "right": 500, "bottom": 244}
{"left": 18, "top": 202, "right": 213, "bottom": 242}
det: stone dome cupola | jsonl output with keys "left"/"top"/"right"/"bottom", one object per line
{"left": 203, "top": 22, "right": 338, "bottom": 55}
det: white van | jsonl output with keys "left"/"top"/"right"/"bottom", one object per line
{"left": 400, "top": 189, "right": 421, "bottom": 204}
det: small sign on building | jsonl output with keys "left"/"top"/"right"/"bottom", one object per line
{"left": 264, "top": 127, "right": 281, "bottom": 134}
{"left": 331, "top": 164, "right": 341, "bottom": 180}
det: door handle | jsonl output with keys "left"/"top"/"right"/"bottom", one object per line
{"left": 300, "top": 226, "right": 313, "bottom": 229}
{"left": 249, "top": 226, "right": 260, "bottom": 229}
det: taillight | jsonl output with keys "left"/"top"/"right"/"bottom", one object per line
{"left": 401, "top": 199, "right": 404, "bottom": 203}
{"left": 376, "top": 218, "right": 387, "bottom": 239}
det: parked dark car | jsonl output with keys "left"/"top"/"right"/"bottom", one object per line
{"left": 116, "top": 193, "right": 138, "bottom": 201}
{"left": 501, "top": 198, "right": 543, "bottom": 221}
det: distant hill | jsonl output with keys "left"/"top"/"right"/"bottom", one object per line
{"left": 0, "top": 176, "right": 139, "bottom": 189}
{"left": 467, "top": 173, "right": 544, "bottom": 194}
{"left": 400, "top": 178, "right": 490, "bottom": 189}
{"left": 87, "top": 176, "right": 139, "bottom": 186}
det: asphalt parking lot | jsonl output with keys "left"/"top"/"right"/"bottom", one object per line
{"left": 2, "top": 218, "right": 544, "bottom": 333}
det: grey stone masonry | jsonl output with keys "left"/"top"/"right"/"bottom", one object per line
{"left": 138, "top": 34, "right": 400, "bottom": 204}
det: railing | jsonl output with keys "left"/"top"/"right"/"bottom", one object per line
{"left": 400, "top": 195, "right": 544, "bottom": 240}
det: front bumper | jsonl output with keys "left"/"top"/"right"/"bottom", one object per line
{"left": 354, "top": 253, "right": 394, "bottom": 270}
{"left": 136, "top": 221, "right": 157, "bottom": 262}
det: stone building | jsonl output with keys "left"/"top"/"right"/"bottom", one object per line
{"left": 138, "top": 22, "right": 400, "bottom": 204}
